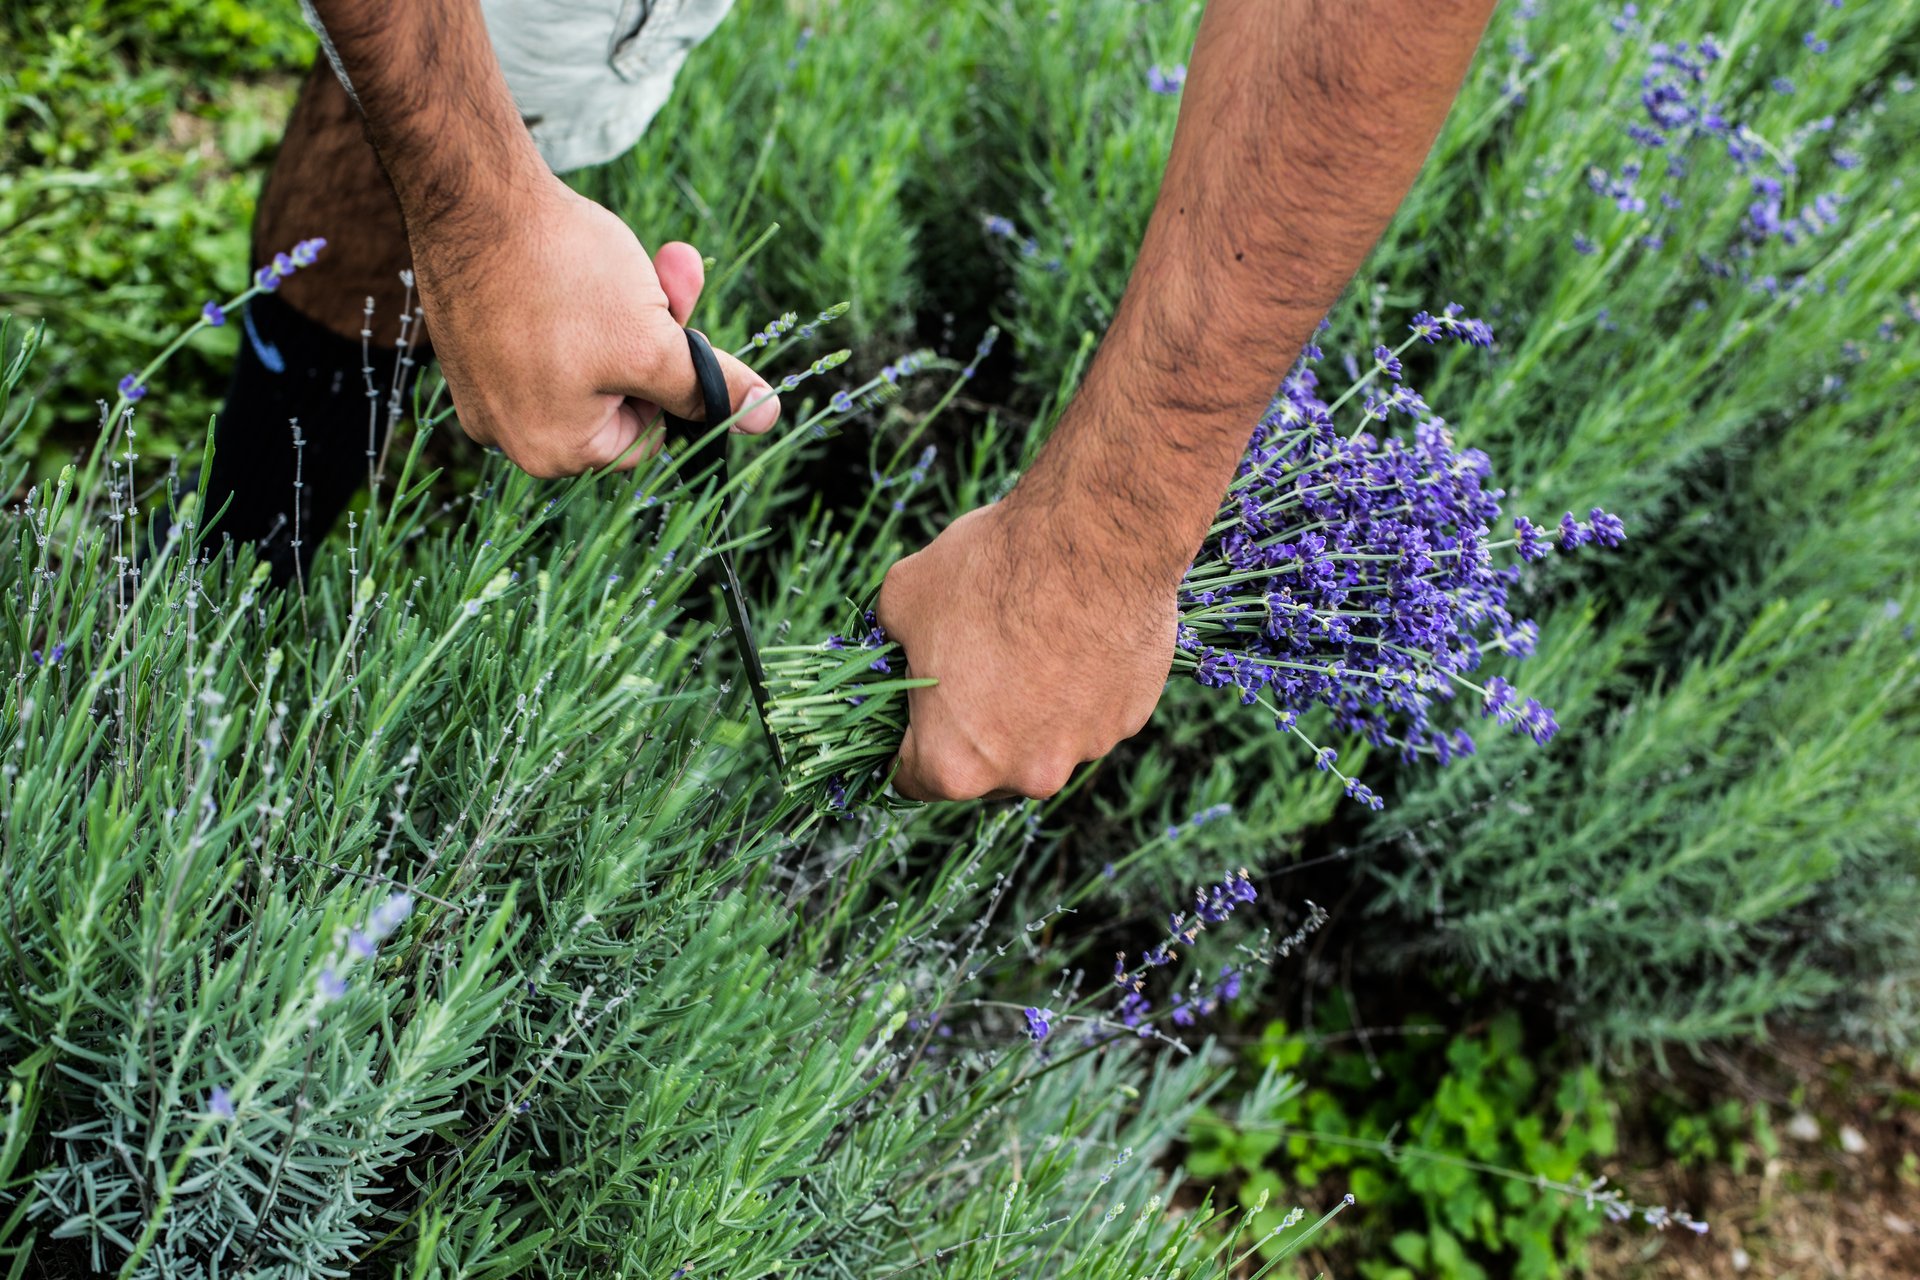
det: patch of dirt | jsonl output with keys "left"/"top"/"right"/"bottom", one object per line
{"left": 1588, "top": 1040, "right": 1920, "bottom": 1279}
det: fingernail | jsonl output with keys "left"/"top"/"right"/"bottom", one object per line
{"left": 734, "top": 382, "right": 781, "bottom": 434}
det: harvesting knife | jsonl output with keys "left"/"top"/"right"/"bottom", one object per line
{"left": 664, "top": 329, "right": 787, "bottom": 773}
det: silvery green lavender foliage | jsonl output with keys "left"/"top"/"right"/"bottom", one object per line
{"left": 765, "top": 309, "right": 1621, "bottom": 815}
{"left": 1332, "top": 0, "right": 1920, "bottom": 1056}
{"left": 0, "top": 288, "right": 1350, "bottom": 1277}
{"left": 954, "top": 0, "right": 1920, "bottom": 1054}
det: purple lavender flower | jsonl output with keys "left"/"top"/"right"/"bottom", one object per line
{"left": 1165, "top": 802, "right": 1233, "bottom": 840}
{"left": 254, "top": 238, "right": 327, "bottom": 292}
{"left": 1194, "top": 871, "right": 1258, "bottom": 924}
{"left": 317, "top": 967, "right": 347, "bottom": 1002}
{"left": 347, "top": 930, "right": 376, "bottom": 960}
{"left": 368, "top": 892, "right": 413, "bottom": 940}
{"left": 118, "top": 374, "right": 147, "bottom": 401}
{"left": 1586, "top": 507, "right": 1627, "bottom": 548}
{"left": 208, "top": 1087, "right": 235, "bottom": 1120}
{"left": 202, "top": 300, "right": 226, "bottom": 327}
{"left": 1173, "top": 317, "right": 1617, "bottom": 804}
{"left": 961, "top": 328, "right": 999, "bottom": 381}
{"left": 1482, "top": 675, "right": 1519, "bottom": 725}
{"left": 1023, "top": 1007, "right": 1054, "bottom": 1042}
{"left": 824, "top": 777, "right": 850, "bottom": 811}
{"left": 982, "top": 214, "right": 1016, "bottom": 239}
{"left": 1513, "top": 516, "right": 1551, "bottom": 562}
{"left": 880, "top": 351, "right": 929, "bottom": 387}
{"left": 1147, "top": 64, "right": 1187, "bottom": 96}
{"left": 1559, "top": 511, "right": 1590, "bottom": 549}
{"left": 782, "top": 307, "right": 1611, "bottom": 816}
{"left": 1110, "top": 872, "right": 1258, "bottom": 1032}
{"left": 751, "top": 312, "right": 796, "bottom": 348}
{"left": 1345, "top": 779, "right": 1385, "bottom": 811}
{"left": 1518, "top": 698, "right": 1558, "bottom": 745}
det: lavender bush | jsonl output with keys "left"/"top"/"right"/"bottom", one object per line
{"left": 956, "top": 0, "right": 1920, "bottom": 1059}
{"left": 0, "top": 281, "right": 1357, "bottom": 1277}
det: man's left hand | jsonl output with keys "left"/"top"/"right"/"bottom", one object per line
{"left": 875, "top": 496, "right": 1175, "bottom": 801}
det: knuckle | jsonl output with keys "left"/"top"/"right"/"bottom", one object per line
{"left": 521, "top": 451, "right": 567, "bottom": 481}
{"left": 875, "top": 559, "right": 922, "bottom": 629}
{"left": 582, "top": 437, "right": 626, "bottom": 472}
{"left": 883, "top": 551, "right": 927, "bottom": 594}
{"left": 924, "top": 756, "right": 996, "bottom": 802}
{"left": 1017, "top": 756, "right": 1076, "bottom": 799}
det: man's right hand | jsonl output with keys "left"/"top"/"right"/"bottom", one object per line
{"left": 301, "top": 0, "right": 780, "bottom": 478}
{"left": 415, "top": 177, "right": 780, "bottom": 478}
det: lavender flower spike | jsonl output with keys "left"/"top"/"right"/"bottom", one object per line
{"left": 1147, "top": 64, "right": 1187, "bottom": 95}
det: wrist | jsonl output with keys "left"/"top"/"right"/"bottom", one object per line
{"left": 1002, "top": 434, "right": 1198, "bottom": 597}
{"left": 1009, "top": 385, "right": 1241, "bottom": 592}
{"left": 407, "top": 155, "right": 563, "bottom": 287}
{"left": 402, "top": 136, "right": 552, "bottom": 233}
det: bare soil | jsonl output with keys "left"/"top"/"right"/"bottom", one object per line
{"left": 1587, "top": 1041, "right": 1920, "bottom": 1280}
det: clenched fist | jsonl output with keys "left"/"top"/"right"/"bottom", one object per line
{"left": 876, "top": 496, "right": 1176, "bottom": 801}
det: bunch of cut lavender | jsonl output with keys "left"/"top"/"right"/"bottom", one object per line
{"left": 766, "top": 308, "right": 1621, "bottom": 813}
{"left": 1177, "top": 307, "right": 1622, "bottom": 808}
{"left": 762, "top": 606, "right": 933, "bottom": 811}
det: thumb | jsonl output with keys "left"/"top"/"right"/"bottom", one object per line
{"left": 607, "top": 313, "right": 783, "bottom": 436}
{"left": 654, "top": 241, "right": 705, "bottom": 326}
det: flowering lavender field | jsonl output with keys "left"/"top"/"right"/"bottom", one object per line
{"left": 5, "top": 0, "right": 1919, "bottom": 1276}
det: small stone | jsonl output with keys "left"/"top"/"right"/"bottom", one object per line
{"left": 1837, "top": 1124, "right": 1867, "bottom": 1154}
{"left": 1730, "top": 1246, "right": 1751, "bottom": 1272}
{"left": 1784, "top": 1112, "right": 1820, "bottom": 1142}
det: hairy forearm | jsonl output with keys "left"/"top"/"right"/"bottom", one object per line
{"left": 1021, "top": 0, "right": 1497, "bottom": 585}
{"left": 302, "top": 0, "right": 549, "bottom": 244}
